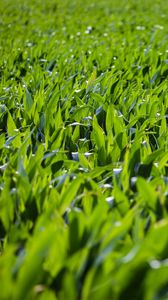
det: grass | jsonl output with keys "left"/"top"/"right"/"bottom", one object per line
{"left": 0, "top": 0, "right": 168, "bottom": 299}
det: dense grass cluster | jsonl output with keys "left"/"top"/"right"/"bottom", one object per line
{"left": 0, "top": 0, "right": 168, "bottom": 299}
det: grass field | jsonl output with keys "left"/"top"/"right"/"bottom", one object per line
{"left": 0, "top": 0, "right": 168, "bottom": 299}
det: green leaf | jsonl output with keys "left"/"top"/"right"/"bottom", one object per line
{"left": 59, "top": 176, "right": 83, "bottom": 214}
{"left": 92, "top": 115, "right": 106, "bottom": 164}
{"left": 25, "top": 89, "right": 33, "bottom": 112}
{"left": 7, "top": 111, "right": 16, "bottom": 136}
{"left": 136, "top": 177, "right": 157, "bottom": 209}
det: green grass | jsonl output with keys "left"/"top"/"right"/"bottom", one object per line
{"left": 0, "top": 0, "right": 168, "bottom": 299}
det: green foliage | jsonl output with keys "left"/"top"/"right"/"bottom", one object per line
{"left": 0, "top": 0, "right": 168, "bottom": 299}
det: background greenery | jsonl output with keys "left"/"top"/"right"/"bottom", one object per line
{"left": 0, "top": 0, "right": 168, "bottom": 299}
